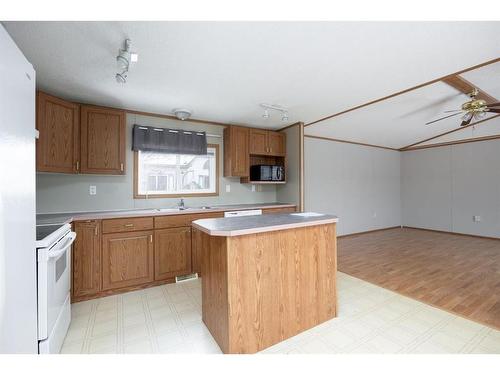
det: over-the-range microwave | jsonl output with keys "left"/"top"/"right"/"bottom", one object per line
{"left": 250, "top": 165, "right": 285, "bottom": 181}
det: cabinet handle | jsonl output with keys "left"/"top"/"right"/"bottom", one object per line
{"left": 120, "top": 163, "right": 124, "bottom": 172}
{"left": 124, "top": 223, "right": 134, "bottom": 228}
{"left": 150, "top": 234, "right": 153, "bottom": 243}
{"left": 76, "top": 161, "right": 80, "bottom": 171}
{"left": 94, "top": 226, "right": 98, "bottom": 236}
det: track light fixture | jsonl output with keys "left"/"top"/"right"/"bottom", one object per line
{"left": 260, "top": 103, "right": 290, "bottom": 122}
{"left": 115, "top": 39, "right": 138, "bottom": 84}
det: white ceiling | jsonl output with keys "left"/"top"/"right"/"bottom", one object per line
{"left": 305, "top": 62, "right": 500, "bottom": 149}
{"left": 3, "top": 21, "right": 500, "bottom": 141}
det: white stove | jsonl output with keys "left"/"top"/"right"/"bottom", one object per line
{"left": 36, "top": 223, "right": 76, "bottom": 354}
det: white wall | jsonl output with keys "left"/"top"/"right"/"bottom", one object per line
{"left": 36, "top": 113, "right": 277, "bottom": 213}
{"left": 402, "top": 139, "right": 500, "bottom": 238}
{"left": 305, "top": 137, "right": 401, "bottom": 236}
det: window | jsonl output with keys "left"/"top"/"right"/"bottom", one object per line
{"left": 134, "top": 144, "right": 219, "bottom": 197}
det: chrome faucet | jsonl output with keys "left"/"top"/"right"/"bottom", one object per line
{"left": 179, "top": 198, "right": 185, "bottom": 210}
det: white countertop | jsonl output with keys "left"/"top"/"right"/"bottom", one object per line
{"left": 192, "top": 212, "right": 338, "bottom": 237}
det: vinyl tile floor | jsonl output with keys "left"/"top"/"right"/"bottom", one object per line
{"left": 61, "top": 273, "right": 500, "bottom": 354}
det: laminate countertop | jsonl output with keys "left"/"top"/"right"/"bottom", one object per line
{"left": 192, "top": 212, "right": 338, "bottom": 237}
{"left": 36, "top": 203, "right": 297, "bottom": 225}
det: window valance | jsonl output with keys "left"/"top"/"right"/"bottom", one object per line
{"left": 132, "top": 125, "right": 208, "bottom": 155}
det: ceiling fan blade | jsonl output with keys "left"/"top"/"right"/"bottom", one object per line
{"left": 486, "top": 102, "right": 500, "bottom": 107}
{"left": 444, "top": 110, "right": 463, "bottom": 113}
{"left": 487, "top": 108, "right": 500, "bottom": 113}
{"left": 425, "top": 112, "right": 462, "bottom": 125}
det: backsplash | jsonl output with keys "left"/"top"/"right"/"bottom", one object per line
{"left": 36, "top": 113, "right": 277, "bottom": 213}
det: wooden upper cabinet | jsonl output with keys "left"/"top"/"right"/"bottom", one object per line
{"left": 36, "top": 91, "right": 80, "bottom": 173}
{"left": 223, "top": 125, "right": 249, "bottom": 177}
{"left": 102, "top": 230, "right": 154, "bottom": 291}
{"left": 249, "top": 129, "right": 268, "bottom": 155}
{"left": 248, "top": 129, "right": 285, "bottom": 156}
{"left": 72, "top": 220, "right": 101, "bottom": 299}
{"left": 155, "top": 227, "right": 192, "bottom": 281}
{"left": 80, "top": 105, "right": 126, "bottom": 175}
{"left": 268, "top": 131, "right": 286, "bottom": 156}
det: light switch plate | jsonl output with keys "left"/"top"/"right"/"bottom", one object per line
{"left": 89, "top": 185, "right": 97, "bottom": 195}
{"left": 225, "top": 184, "right": 231, "bottom": 193}
{"left": 251, "top": 185, "right": 256, "bottom": 192}
{"left": 473, "top": 215, "right": 481, "bottom": 222}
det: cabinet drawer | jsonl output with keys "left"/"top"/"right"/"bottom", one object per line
{"left": 102, "top": 217, "right": 153, "bottom": 233}
{"left": 262, "top": 206, "right": 296, "bottom": 214}
{"left": 155, "top": 212, "right": 224, "bottom": 229}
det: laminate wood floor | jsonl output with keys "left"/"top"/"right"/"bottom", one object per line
{"left": 338, "top": 227, "right": 500, "bottom": 330}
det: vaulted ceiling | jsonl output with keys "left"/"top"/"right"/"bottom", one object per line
{"left": 3, "top": 21, "right": 500, "bottom": 147}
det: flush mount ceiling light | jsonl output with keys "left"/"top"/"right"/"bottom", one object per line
{"left": 115, "top": 39, "right": 138, "bottom": 84}
{"left": 173, "top": 108, "right": 193, "bottom": 121}
{"left": 260, "top": 103, "right": 290, "bottom": 122}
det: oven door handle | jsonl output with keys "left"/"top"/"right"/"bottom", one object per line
{"left": 48, "top": 232, "right": 76, "bottom": 259}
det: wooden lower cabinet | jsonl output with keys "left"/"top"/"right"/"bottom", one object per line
{"left": 262, "top": 206, "right": 296, "bottom": 214}
{"left": 71, "top": 207, "right": 297, "bottom": 301}
{"left": 102, "top": 230, "right": 154, "bottom": 290}
{"left": 72, "top": 221, "right": 101, "bottom": 299}
{"left": 155, "top": 227, "right": 192, "bottom": 280}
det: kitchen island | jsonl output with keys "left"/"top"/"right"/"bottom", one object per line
{"left": 192, "top": 212, "right": 338, "bottom": 354}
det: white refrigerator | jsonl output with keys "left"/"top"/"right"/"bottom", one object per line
{"left": 0, "top": 24, "right": 38, "bottom": 353}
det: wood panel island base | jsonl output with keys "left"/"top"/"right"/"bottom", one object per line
{"left": 193, "top": 213, "right": 338, "bottom": 354}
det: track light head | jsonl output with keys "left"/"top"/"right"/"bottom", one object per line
{"left": 262, "top": 109, "right": 269, "bottom": 119}
{"left": 115, "top": 71, "right": 127, "bottom": 84}
{"left": 281, "top": 112, "right": 289, "bottom": 122}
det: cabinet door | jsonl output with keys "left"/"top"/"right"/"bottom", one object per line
{"left": 224, "top": 126, "right": 249, "bottom": 177}
{"left": 80, "top": 105, "right": 125, "bottom": 174}
{"left": 72, "top": 220, "right": 101, "bottom": 299}
{"left": 36, "top": 91, "right": 80, "bottom": 173}
{"left": 102, "top": 230, "right": 154, "bottom": 290}
{"left": 268, "top": 131, "right": 286, "bottom": 156}
{"left": 249, "top": 129, "right": 268, "bottom": 155}
{"left": 155, "top": 227, "right": 192, "bottom": 280}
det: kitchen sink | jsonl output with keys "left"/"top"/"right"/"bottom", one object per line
{"left": 154, "top": 206, "right": 212, "bottom": 212}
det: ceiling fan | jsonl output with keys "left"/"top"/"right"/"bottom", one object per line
{"left": 426, "top": 88, "right": 500, "bottom": 127}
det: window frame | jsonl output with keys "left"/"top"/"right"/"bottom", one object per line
{"left": 133, "top": 143, "right": 220, "bottom": 199}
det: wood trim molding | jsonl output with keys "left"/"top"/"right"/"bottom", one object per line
{"left": 400, "top": 133, "right": 500, "bottom": 151}
{"left": 402, "top": 226, "right": 500, "bottom": 241}
{"left": 299, "top": 122, "right": 305, "bottom": 212}
{"left": 442, "top": 75, "right": 497, "bottom": 104}
{"left": 304, "top": 57, "right": 500, "bottom": 127}
{"left": 304, "top": 134, "right": 400, "bottom": 151}
{"left": 337, "top": 226, "right": 402, "bottom": 239}
{"left": 133, "top": 143, "right": 220, "bottom": 199}
{"left": 399, "top": 114, "right": 500, "bottom": 150}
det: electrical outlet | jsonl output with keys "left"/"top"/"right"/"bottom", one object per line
{"left": 225, "top": 184, "right": 231, "bottom": 193}
{"left": 473, "top": 215, "right": 481, "bottom": 223}
{"left": 89, "top": 185, "right": 97, "bottom": 195}
{"left": 251, "top": 185, "right": 256, "bottom": 192}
